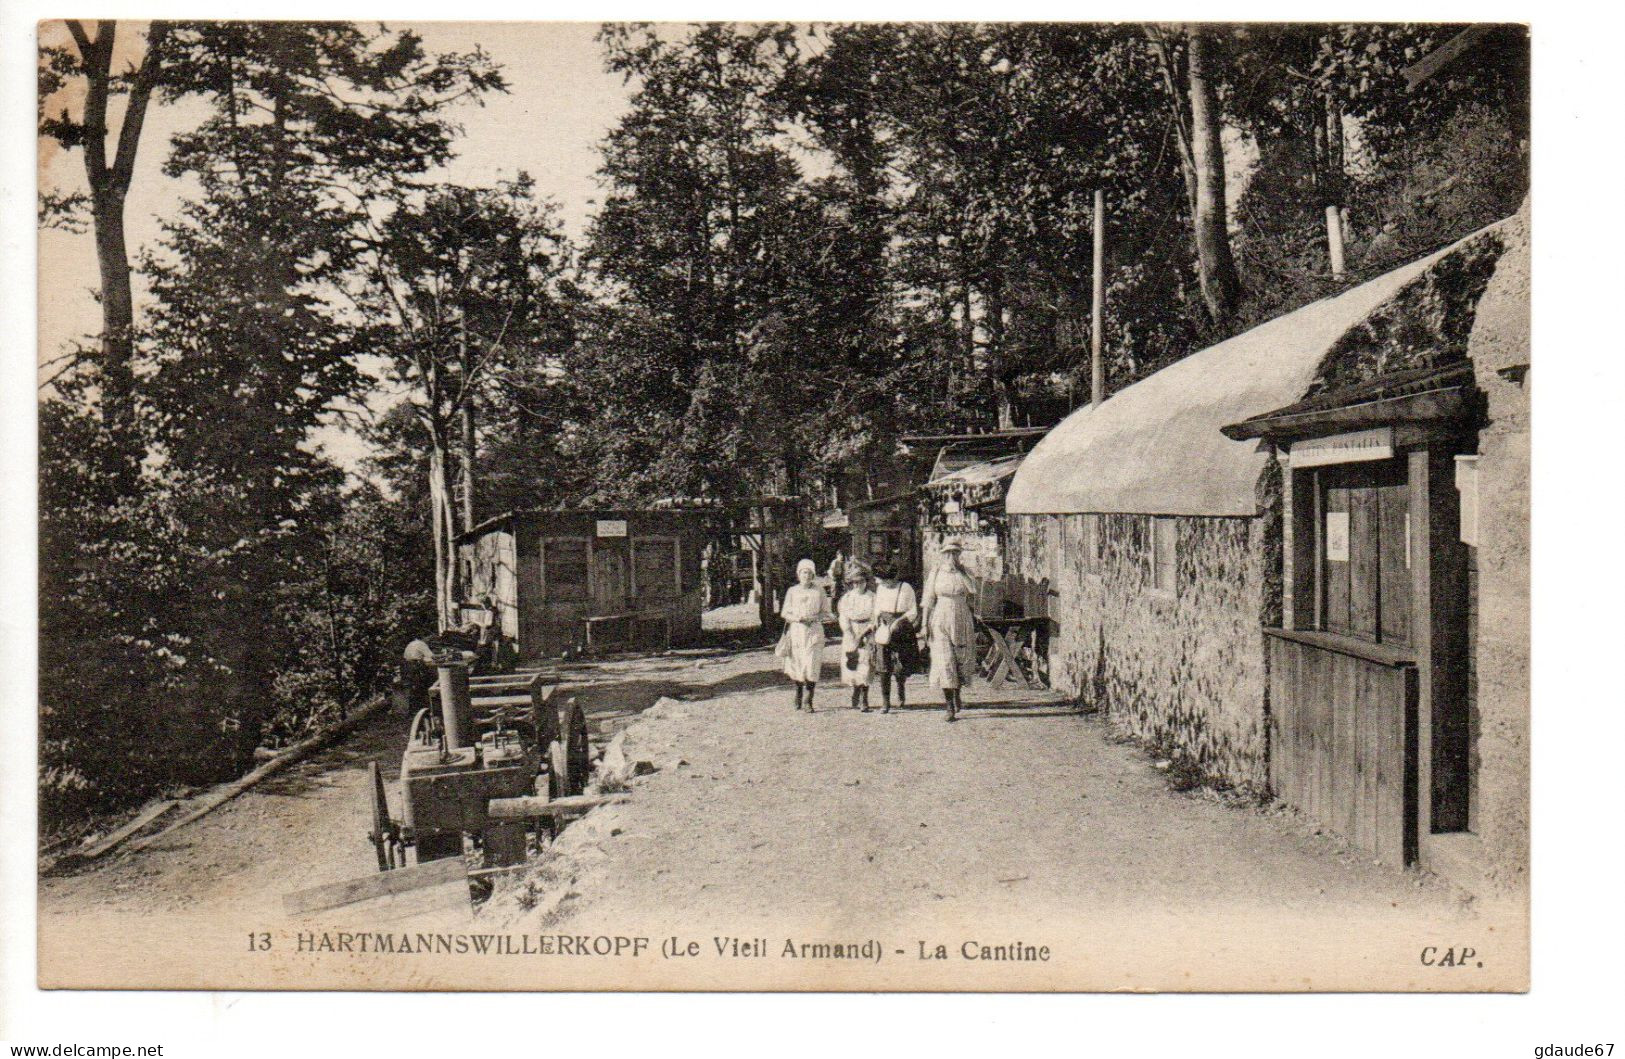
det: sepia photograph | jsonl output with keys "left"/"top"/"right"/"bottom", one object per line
{"left": 26, "top": 16, "right": 1542, "bottom": 996}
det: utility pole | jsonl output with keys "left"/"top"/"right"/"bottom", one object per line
{"left": 1090, "top": 188, "right": 1106, "bottom": 409}
{"left": 1323, "top": 94, "right": 1348, "bottom": 277}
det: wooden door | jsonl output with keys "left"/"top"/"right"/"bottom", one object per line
{"left": 593, "top": 540, "right": 629, "bottom": 613}
{"left": 539, "top": 538, "right": 590, "bottom": 654}
{"left": 632, "top": 537, "right": 679, "bottom": 601}
{"left": 1320, "top": 460, "right": 1409, "bottom": 645}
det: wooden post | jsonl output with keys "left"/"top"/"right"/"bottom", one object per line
{"left": 1326, "top": 205, "right": 1347, "bottom": 277}
{"left": 437, "top": 660, "right": 472, "bottom": 751}
{"left": 1324, "top": 94, "right": 1347, "bottom": 277}
{"left": 1090, "top": 188, "right": 1105, "bottom": 409}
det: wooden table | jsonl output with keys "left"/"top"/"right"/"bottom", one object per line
{"left": 975, "top": 616, "right": 1050, "bottom": 690}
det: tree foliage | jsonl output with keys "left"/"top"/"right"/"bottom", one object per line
{"left": 37, "top": 20, "right": 1530, "bottom": 831}
{"left": 38, "top": 21, "right": 503, "bottom": 831}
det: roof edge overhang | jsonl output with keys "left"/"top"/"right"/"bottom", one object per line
{"left": 1221, "top": 363, "right": 1477, "bottom": 443}
{"left": 455, "top": 505, "right": 724, "bottom": 543}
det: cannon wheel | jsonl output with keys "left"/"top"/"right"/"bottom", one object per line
{"left": 565, "top": 704, "right": 591, "bottom": 797}
{"left": 553, "top": 702, "right": 590, "bottom": 797}
{"left": 367, "top": 761, "right": 394, "bottom": 872}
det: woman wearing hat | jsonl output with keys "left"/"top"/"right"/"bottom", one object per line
{"left": 870, "top": 560, "right": 918, "bottom": 713}
{"left": 837, "top": 559, "right": 878, "bottom": 710}
{"left": 779, "top": 558, "right": 833, "bottom": 712}
{"left": 920, "top": 540, "right": 978, "bottom": 722}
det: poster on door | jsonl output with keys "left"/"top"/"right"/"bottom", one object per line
{"left": 1326, "top": 510, "right": 1350, "bottom": 562}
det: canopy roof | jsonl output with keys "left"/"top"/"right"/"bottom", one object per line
{"left": 1007, "top": 233, "right": 1494, "bottom": 517}
{"left": 924, "top": 453, "right": 1024, "bottom": 510}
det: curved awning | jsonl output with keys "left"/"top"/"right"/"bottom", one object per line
{"left": 1007, "top": 232, "right": 1496, "bottom": 517}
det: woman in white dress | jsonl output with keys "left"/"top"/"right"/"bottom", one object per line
{"left": 920, "top": 540, "right": 978, "bottom": 722}
{"left": 837, "top": 560, "right": 878, "bottom": 711}
{"left": 779, "top": 558, "right": 832, "bottom": 712}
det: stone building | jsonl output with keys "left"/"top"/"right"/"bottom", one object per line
{"left": 1005, "top": 205, "right": 1528, "bottom": 895}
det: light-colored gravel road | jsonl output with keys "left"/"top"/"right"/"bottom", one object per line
{"left": 42, "top": 627, "right": 1514, "bottom": 990}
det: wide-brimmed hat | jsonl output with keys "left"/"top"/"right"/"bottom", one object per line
{"left": 872, "top": 560, "right": 896, "bottom": 580}
{"left": 940, "top": 540, "right": 964, "bottom": 554}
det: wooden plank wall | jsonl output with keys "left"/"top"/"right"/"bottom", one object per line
{"left": 1268, "top": 634, "right": 1418, "bottom": 866}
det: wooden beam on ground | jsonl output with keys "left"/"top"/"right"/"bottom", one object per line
{"left": 282, "top": 856, "right": 468, "bottom": 917}
{"left": 485, "top": 793, "right": 628, "bottom": 820}
{"left": 57, "top": 800, "right": 177, "bottom": 865}
{"left": 126, "top": 695, "right": 390, "bottom": 856}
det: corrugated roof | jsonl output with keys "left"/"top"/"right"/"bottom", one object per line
{"left": 1007, "top": 228, "right": 1501, "bottom": 517}
{"left": 926, "top": 453, "right": 1024, "bottom": 490}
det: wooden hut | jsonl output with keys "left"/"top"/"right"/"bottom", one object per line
{"left": 847, "top": 490, "right": 920, "bottom": 586}
{"left": 456, "top": 508, "right": 715, "bottom": 659}
{"left": 1221, "top": 203, "right": 1528, "bottom": 892}
{"left": 1006, "top": 207, "right": 1526, "bottom": 879}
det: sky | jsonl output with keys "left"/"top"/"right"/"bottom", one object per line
{"left": 37, "top": 21, "right": 636, "bottom": 470}
{"left": 36, "top": 20, "right": 1260, "bottom": 474}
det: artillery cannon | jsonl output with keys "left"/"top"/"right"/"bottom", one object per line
{"left": 366, "top": 656, "right": 591, "bottom": 873}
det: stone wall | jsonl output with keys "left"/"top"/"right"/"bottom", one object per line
{"left": 1009, "top": 509, "right": 1273, "bottom": 791}
{"left": 1464, "top": 205, "right": 1530, "bottom": 894}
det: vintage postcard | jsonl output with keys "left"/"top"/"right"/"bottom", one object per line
{"left": 34, "top": 20, "right": 1530, "bottom": 992}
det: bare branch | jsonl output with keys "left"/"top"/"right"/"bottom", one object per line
{"left": 110, "top": 21, "right": 170, "bottom": 195}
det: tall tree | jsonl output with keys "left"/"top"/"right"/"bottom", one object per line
{"left": 583, "top": 22, "right": 806, "bottom": 502}
{"left": 143, "top": 22, "right": 502, "bottom": 491}
{"left": 42, "top": 21, "right": 506, "bottom": 800}
{"left": 39, "top": 20, "right": 173, "bottom": 484}
{"left": 1145, "top": 23, "right": 1242, "bottom": 328}
{"left": 363, "top": 179, "right": 572, "bottom": 626}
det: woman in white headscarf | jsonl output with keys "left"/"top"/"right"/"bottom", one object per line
{"left": 778, "top": 557, "right": 833, "bottom": 712}
{"left": 920, "top": 540, "right": 978, "bottom": 722}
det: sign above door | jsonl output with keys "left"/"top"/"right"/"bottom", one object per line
{"left": 1289, "top": 427, "right": 1395, "bottom": 468}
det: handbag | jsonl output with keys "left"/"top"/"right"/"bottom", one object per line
{"left": 774, "top": 625, "right": 794, "bottom": 660}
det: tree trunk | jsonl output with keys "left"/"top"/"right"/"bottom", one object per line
{"left": 90, "top": 189, "right": 137, "bottom": 455}
{"left": 1145, "top": 26, "right": 1200, "bottom": 225}
{"left": 1091, "top": 188, "right": 1106, "bottom": 409}
{"left": 428, "top": 440, "right": 459, "bottom": 631}
{"left": 62, "top": 20, "right": 169, "bottom": 487}
{"left": 1322, "top": 92, "right": 1348, "bottom": 276}
{"left": 458, "top": 317, "right": 477, "bottom": 533}
{"left": 987, "top": 282, "right": 1013, "bottom": 429}
{"left": 1186, "top": 27, "right": 1242, "bottom": 326}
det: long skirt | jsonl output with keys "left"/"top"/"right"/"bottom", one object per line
{"left": 927, "top": 600, "right": 976, "bottom": 690}
{"left": 873, "top": 618, "right": 918, "bottom": 677}
{"left": 840, "top": 632, "right": 874, "bottom": 686}
{"left": 781, "top": 621, "right": 825, "bottom": 683}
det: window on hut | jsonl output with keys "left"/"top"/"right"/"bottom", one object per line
{"left": 542, "top": 539, "right": 589, "bottom": 602}
{"left": 1151, "top": 517, "right": 1178, "bottom": 596}
{"left": 633, "top": 538, "right": 679, "bottom": 599}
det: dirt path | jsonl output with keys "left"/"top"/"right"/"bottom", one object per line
{"left": 488, "top": 643, "right": 1472, "bottom": 938}
{"left": 36, "top": 645, "right": 776, "bottom": 919}
{"left": 40, "top": 634, "right": 1507, "bottom": 991}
